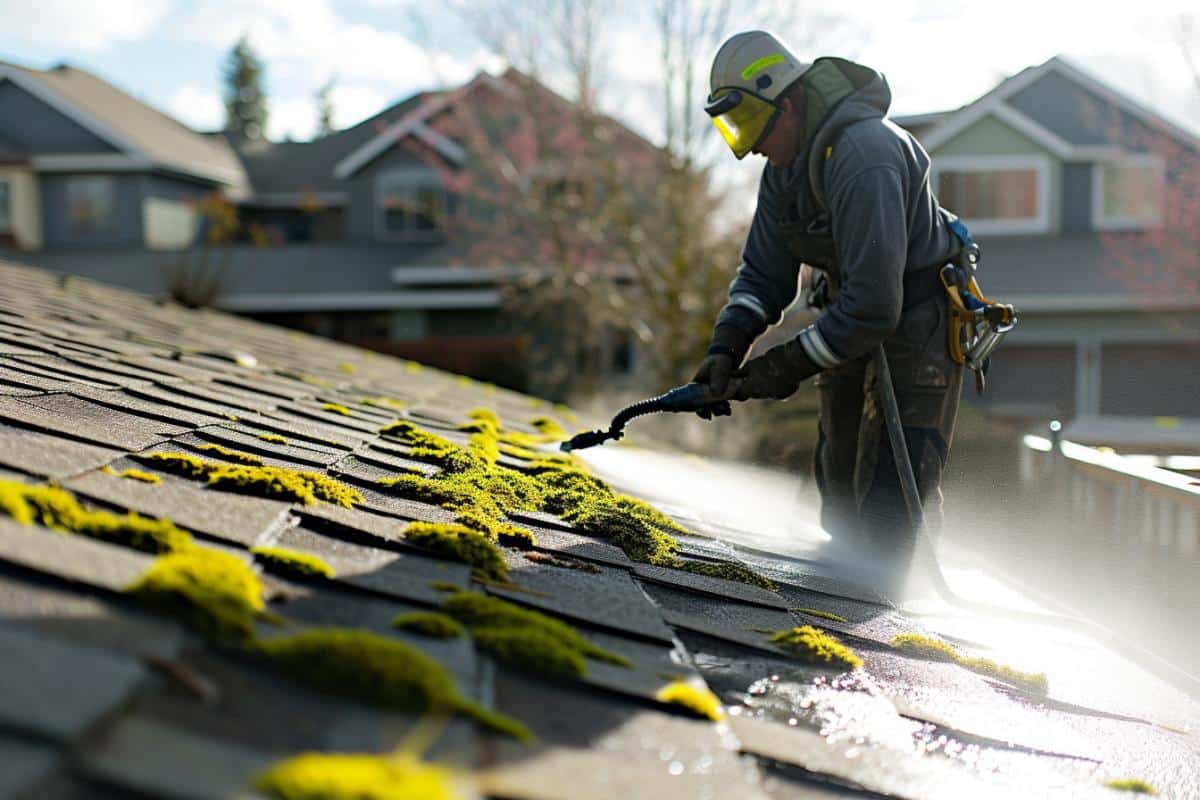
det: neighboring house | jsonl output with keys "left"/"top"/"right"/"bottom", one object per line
{"left": 0, "top": 61, "right": 644, "bottom": 391}
{"left": 893, "top": 56, "right": 1200, "bottom": 420}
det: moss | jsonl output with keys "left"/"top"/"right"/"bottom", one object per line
{"left": 793, "top": 608, "right": 850, "bottom": 624}
{"left": 402, "top": 522, "right": 508, "bottom": 582}
{"left": 143, "top": 453, "right": 363, "bottom": 508}
{"left": 890, "top": 633, "right": 1048, "bottom": 695}
{"left": 1103, "top": 778, "right": 1159, "bottom": 795}
{"left": 0, "top": 479, "right": 193, "bottom": 554}
{"left": 337, "top": 362, "right": 358, "bottom": 375}
{"left": 523, "top": 551, "right": 601, "bottom": 573}
{"left": 253, "top": 628, "right": 530, "bottom": 740}
{"left": 655, "top": 681, "right": 724, "bottom": 721}
{"left": 259, "top": 433, "right": 290, "bottom": 444}
{"left": 195, "top": 444, "right": 265, "bottom": 466}
{"left": 127, "top": 548, "right": 264, "bottom": 641}
{"left": 430, "top": 581, "right": 461, "bottom": 593}
{"left": 392, "top": 611, "right": 465, "bottom": 639}
{"left": 676, "top": 559, "right": 775, "bottom": 591}
{"left": 442, "top": 592, "right": 629, "bottom": 676}
{"left": 453, "top": 509, "right": 536, "bottom": 549}
{"left": 404, "top": 361, "right": 422, "bottom": 373}
{"left": 360, "top": 396, "right": 408, "bottom": 411}
{"left": 529, "top": 416, "right": 568, "bottom": 439}
{"left": 322, "top": 403, "right": 353, "bottom": 417}
{"left": 770, "top": 626, "right": 863, "bottom": 670}
{"left": 254, "top": 752, "right": 462, "bottom": 800}
{"left": 252, "top": 546, "right": 335, "bottom": 579}
{"left": 553, "top": 404, "right": 579, "bottom": 424}
{"left": 100, "top": 466, "right": 162, "bottom": 484}
{"left": 467, "top": 408, "right": 502, "bottom": 429}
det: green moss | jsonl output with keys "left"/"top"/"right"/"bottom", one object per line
{"left": 431, "top": 581, "right": 461, "bottom": 593}
{"left": 442, "top": 592, "right": 629, "bottom": 678}
{"left": 392, "top": 611, "right": 464, "bottom": 639}
{"left": 453, "top": 509, "right": 537, "bottom": 549}
{"left": 770, "top": 626, "right": 863, "bottom": 670}
{"left": 252, "top": 546, "right": 335, "bottom": 579}
{"left": 404, "top": 361, "right": 422, "bottom": 373}
{"left": 655, "top": 681, "right": 724, "bottom": 721}
{"left": 323, "top": 403, "right": 353, "bottom": 417}
{"left": 466, "top": 408, "right": 502, "bottom": 429}
{"left": 403, "top": 522, "right": 508, "bottom": 582}
{"left": 890, "top": 633, "right": 1048, "bottom": 695}
{"left": 143, "top": 453, "right": 362, "bottom": 508}
{"left": 529, "top": 416, "right": 568, "bottom": 439}
{"left": 253, "top": 628, "right": 530, "bottom": 740}
{"left": 127, "top": 548, "right": 264, "bottom": 641}
{"left": 1103, "top": 778, "right": 1159, "bottom": 795}
{"left": 676, "top": 559, "right": 775, "bottom": 591}
{"left": 0, "top": 479, "right": 193, "bottom": 554}
{"left": 793, "top": 608, "right": 850, "bottom": 624}
{"left": 259, "top": 433, "right": 290, "bottom": 444}
{"left": 195, "top": 444, "right": 266, "bottom": 466}
{"left": 101, "top": 466, "right": 162, "bottom": 484}
{"left": 337, "top": 362, "right": 358, "bottom": 375}
{"left": 254, "top": 752, "right": 462, "bottom": 800}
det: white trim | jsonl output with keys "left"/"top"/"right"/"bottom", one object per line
{"left": 921, "top": 61, "right": 1058, "bottom": 152}
{"left": 931, "top": 154, "right": 1052, "bottom": 235}
{"left": 1091, "top": 153, "right": 1166, "bottom": 231}
{"left": 31, "top": 154, "right": 154, "bottom": 172}
{"left": 0, "top": 67, "right": 145, "bottom": 158}
{"left": 216, "top": 289, "right": 502, "bottom": 312}
{"left": 390, "top": 265, "right": 531, "bottom": 285}
{"left": 1003, "top": 292, "right": 1200, "bottom": 313}
{"left": 0, "top": 176, "right": 10, "bottom": 233}
{"left": 988, "top": 105, "right": 1075, "bottom": 158}
{"left": 411, "top": 122, "right": 466, "bottom": 164}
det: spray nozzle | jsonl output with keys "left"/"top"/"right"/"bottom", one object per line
{"left": 558, "top": 382, "right": 735, "bottom": 452}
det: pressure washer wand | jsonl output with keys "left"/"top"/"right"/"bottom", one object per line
{"left": 560, "top": 381, "right": 736, "bottom": 452}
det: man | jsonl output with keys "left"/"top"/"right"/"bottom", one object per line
{"left": 693, "top": 31, "right": 965, "bottom": 591}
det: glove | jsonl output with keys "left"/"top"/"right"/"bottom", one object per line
{"left": 731, "top": 337, "right": 820, "bottom": 401}
{"left": 692, "top": 323, "right": 753, "bottom": 420}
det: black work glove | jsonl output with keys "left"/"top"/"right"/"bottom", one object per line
{"left": 731, "top": 337, "right": 820, "bottom": 401}
{"left": 692, "top": 323, "right": 753, "bottom": 420}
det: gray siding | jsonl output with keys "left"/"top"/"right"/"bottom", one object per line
{"left": 1060, "top": 163, "right": 1092, "bottom": 233}
{"left": 974, "top": 344, "right": 1076, "bottom": 418}
{"left": 346, "top": 146, "right": 430, "bottom": 242}
{"left": 39, "top": 173, "right": 143, "bottom": 248}
{"left": 1007, "top": 72, "right": 1154, "bottom": 149}
{"left": 1100, "top": 343, "right": 1200, "bottom": 417}
{"left": 0, "top": 79, "right": 116, "bottom": 154}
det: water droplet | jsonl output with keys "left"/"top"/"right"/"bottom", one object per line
{"left": 668, "top": 761, "right": 684, "bottom": 776}
{"left": 788, "top": 717, "right": 798, "bottom": 726}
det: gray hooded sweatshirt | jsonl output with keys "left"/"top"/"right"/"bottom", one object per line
{"left": 719, "top": 58, "right": 958, "bottom": 371}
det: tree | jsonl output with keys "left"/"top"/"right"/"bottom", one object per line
{"left": 315, "top": 77, "right": 337, "bottom": 138}
{"left": 224, "top": 36, "right": 269, "bottom": 140}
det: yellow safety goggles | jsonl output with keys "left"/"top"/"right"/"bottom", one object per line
{"left": 705, "top": 87, "right": 780, "bottom": 160}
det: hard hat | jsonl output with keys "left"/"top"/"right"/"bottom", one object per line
{"left": 705, "top": 31, "right": 811, "bottom": 159}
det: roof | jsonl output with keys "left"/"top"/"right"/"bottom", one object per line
{"left": 0, "top": 255, "right": 1198, "bottom": 798}
{"left": 917, "top": 56, "right": 1200, "bottom": 157}
{"left": 0, "top": 61, "right": 249, "bottom": 193}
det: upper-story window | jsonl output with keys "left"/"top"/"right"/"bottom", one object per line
{"left": 932, "top": 154, "right": 1051, "bottom": 235}
{"left": 0, "top": 180, "right": 11, "bottom": 232}
{"left": 376, "top": 166, "right": 455, "bottom": 240}
{"left": 66, "top": 176, "right": 116, "bottom": 234}
{"left": 1093, "top": 155, "right": 1163, "bottom": 230}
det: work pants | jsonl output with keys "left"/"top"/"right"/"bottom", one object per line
{"left": 812, "top": 293, "right": 964, "bottom": 581}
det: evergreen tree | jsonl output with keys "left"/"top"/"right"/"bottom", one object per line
{"left": 315, "top": 77, "right": 336, "bottom": 138}
{"left": 223, "top": 36, "right": 268, "bottom": 140}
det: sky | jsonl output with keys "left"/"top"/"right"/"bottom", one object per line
{"left": 1, "top": 0, "right": 1198, "bottom": 147}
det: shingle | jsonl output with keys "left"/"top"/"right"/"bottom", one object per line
{"left": 272, "top": 401, "right": 385, "bottom": 434}
{"left": 643, "top": 582, "right": 795, "bottom": 637}
{"left": 523, "top": 524, "right": 632, "bottom": 569}
{"left": 123, "top": 382, "right": 256, "bottom": 420}
{"left": 65, "top": 468, "right": 291, "bottom": 549}
{"left": 0, "top": 426, "right": 123, "bottom": 479}
{"left": 186, "top": 426, "right": 345, "bottom": 467}
{"left": 67, "top": 386, "right": 226, "bottom": 428}
{"left": 80, "top": 717, "right": 276, "bottom": 800}
{"left": 632, "top": 563, "right": 789, "bottom": 611}
{"left": 0, "top": 517, "right": 154, "bottom": 592}
{"left": 0, "top": 623, "right": 147, "bottom": 741}
{"left": 0, "top": 736, "right": 60, "bottom": 797}
{"left": 0, "top": 356, "right": 120, "bottom": 390}
{"left": 166, "top": 381, "right": 278, "bottom": 413}
{"left": 0, "top": 395, "right": 187, "bottom": 450}
{"left": 7, "top": 354, "right": 154, "bottom": 388}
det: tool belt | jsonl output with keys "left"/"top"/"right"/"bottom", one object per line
{"left": 939, "top": 217, "right": 1018, "bottom": 394}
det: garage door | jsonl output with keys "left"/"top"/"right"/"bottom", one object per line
{"left": 973, "top": 345, "right": 1076, "bottom": 418}
{"left": 1101, "top": 343, "right": 1200, "bottom": 416}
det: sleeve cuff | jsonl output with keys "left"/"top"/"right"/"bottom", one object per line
{"left": 798, "top": 323, "right": 843, "bottom": 369}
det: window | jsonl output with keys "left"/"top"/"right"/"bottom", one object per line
{"left": 376, "top": 166, "right": 453, "bottom": 239}
{"left": 932, "top": 155, "right": 1050, "bottom": 235}
{"left": 1093, "top": 156, "right": 1163, "bottom": 230}
{"left": 66, "top": 176, "right": 116, "bottom": 234}
{"left": 0, "top": 181, "right": 10, "bottom": 232}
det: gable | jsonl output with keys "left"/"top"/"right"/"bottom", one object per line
{"left": 1007, "top": 70, "right": 1155, "bottom": 150}
{"left": 932, "top": 113, "right": 1056, "bottom": 159}
{"left": 0, "top": 79, "right": 117, "bottom": 155}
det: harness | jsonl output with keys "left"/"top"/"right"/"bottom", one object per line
{"left": 781, "top": 60, "right": 1018, "bottom": 393}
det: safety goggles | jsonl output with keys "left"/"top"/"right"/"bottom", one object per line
{"left": 704, "top": 87, "right": 780, "bottom": 160}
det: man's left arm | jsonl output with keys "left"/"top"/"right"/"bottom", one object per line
{"left": 734, "top": 164, "right": 908, "bottom": 400}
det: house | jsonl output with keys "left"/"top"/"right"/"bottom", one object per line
{"left": 0, "top": 61, "right": 649, "bottom": 393}
{"left": 893, "top": 56, "right": 1200, "bottom": 420}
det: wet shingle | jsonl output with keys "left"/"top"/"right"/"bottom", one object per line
{"left": 632, "top": 563, "right": 788, "bottom": 611}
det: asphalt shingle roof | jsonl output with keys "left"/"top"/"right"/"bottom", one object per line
{"left": 0, "top": 257, "right": 1196, "bottom": 799}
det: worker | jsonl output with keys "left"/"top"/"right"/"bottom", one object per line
{"left": 692, "top": 31, "right": 966, "bottom": 592}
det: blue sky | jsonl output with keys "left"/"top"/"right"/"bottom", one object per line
{"left": 2, "top": 0, "right": 1198, "bottom": 145}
